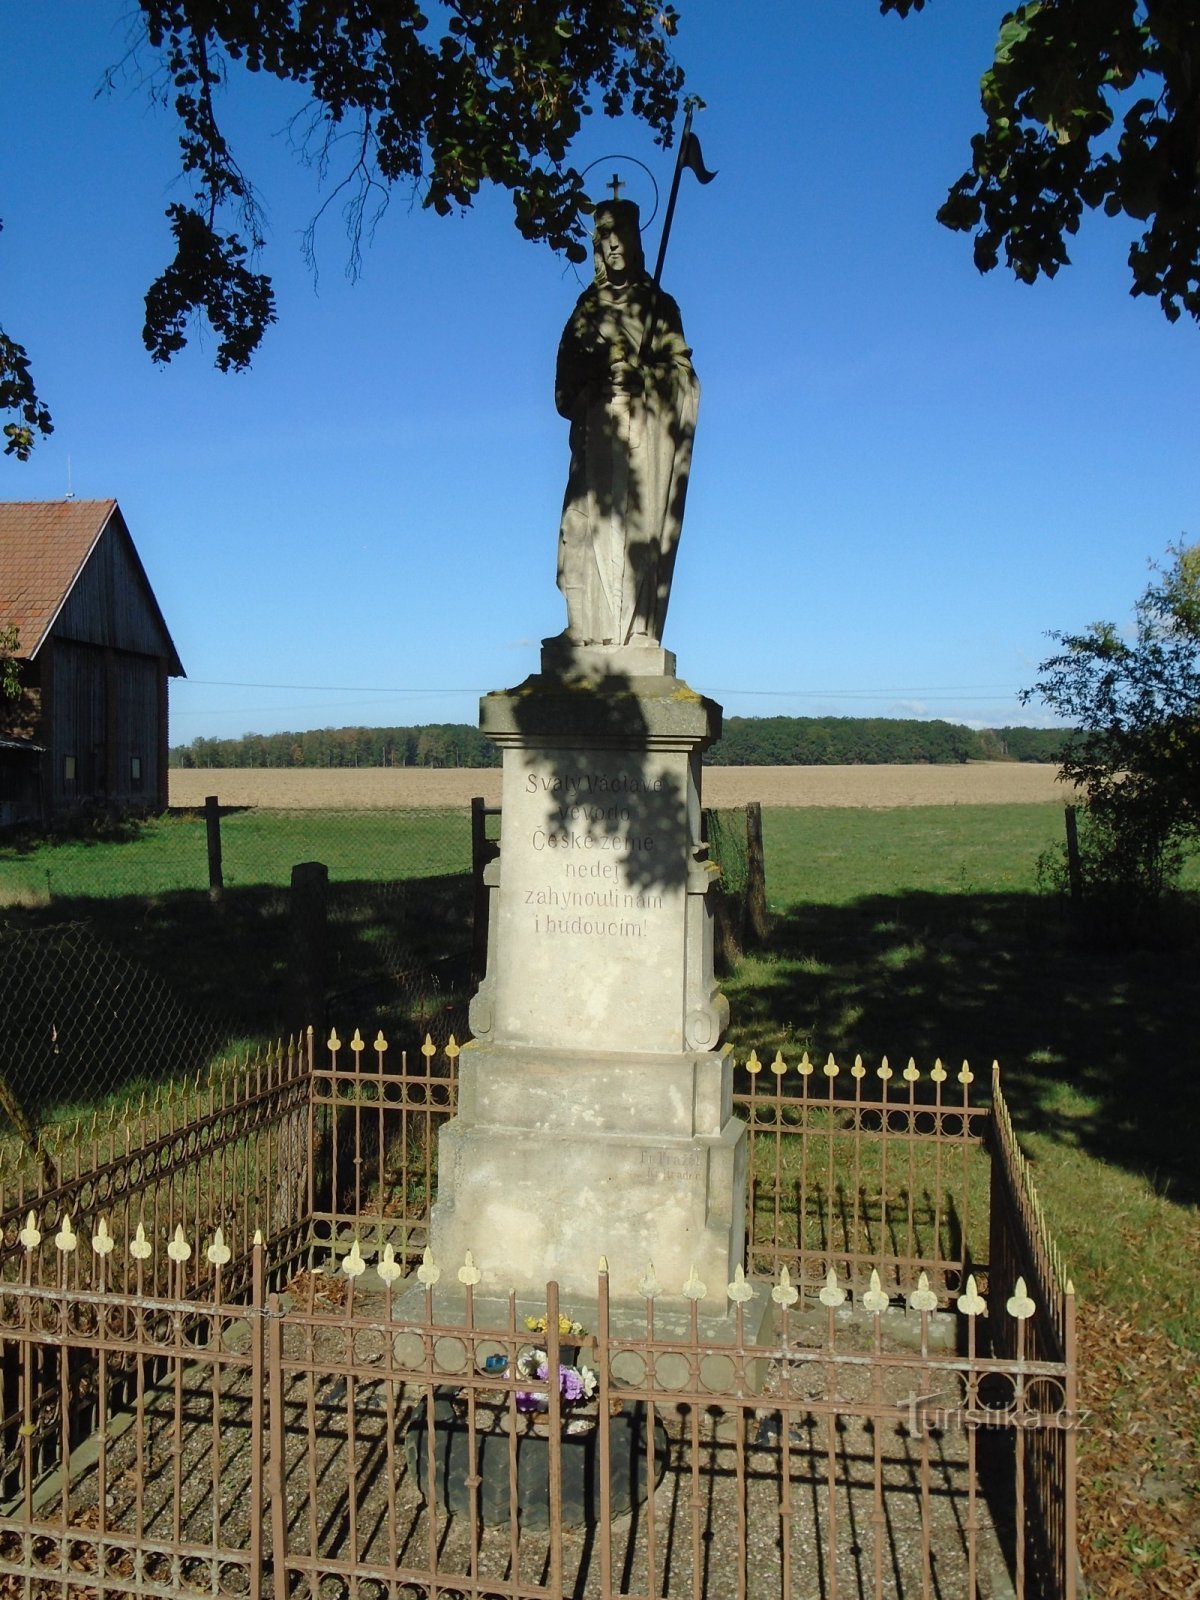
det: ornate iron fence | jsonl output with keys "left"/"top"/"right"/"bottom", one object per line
{"left": 0, "top": 1034, "right": 1078, "bottom": 1599}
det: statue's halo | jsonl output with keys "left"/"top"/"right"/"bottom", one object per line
{"left": 579, "top": 155, "right": 660, "bottom": 231}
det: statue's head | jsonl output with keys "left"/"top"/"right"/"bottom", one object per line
{"left": 592, "top": 200, "right": 644, "bottom": 288}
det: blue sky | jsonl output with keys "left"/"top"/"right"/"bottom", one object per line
{"left": 4, "top": 3, "right": 1198, "bottom": 746}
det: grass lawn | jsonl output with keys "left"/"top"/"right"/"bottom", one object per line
{"left": 2, "top": 798, "right": 1196, "bottom": 1590}
{"left": 725, "top": 804, "right": 1199, "bottom": 1341}
{"left": 0, "top": 806, "right": 471, "bottom": 900}
{"left": 732, "top": 803, "right": 1200, "bottom": 1598}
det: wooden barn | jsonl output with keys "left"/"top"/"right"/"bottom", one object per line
{"left": 0, "top": 499, "right": 184, "bottom": 824}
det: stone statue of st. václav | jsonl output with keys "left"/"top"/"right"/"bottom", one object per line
{"left": 553, "top": 198, "right": 699, "bottom": 649}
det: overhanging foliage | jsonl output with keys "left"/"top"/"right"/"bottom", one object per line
{"left": 1023, "top": 542, "right": 1200, "bottom": 905}
{"left": 882, "top": 0, "right": 1200, "bottom": 326}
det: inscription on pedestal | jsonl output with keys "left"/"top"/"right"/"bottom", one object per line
{"left": 639, "top": 1148, "right": 703, "bottom": 1181}
{"left": 492, "top": 752, "right": 688, "bottom": 1054}
{"left": 527, "top": 785, "right": 663, "bottom": 939}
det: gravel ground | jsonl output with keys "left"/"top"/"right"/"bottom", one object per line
{"left": 45, "top": 1302, "right": 1020, "bottom": 1600}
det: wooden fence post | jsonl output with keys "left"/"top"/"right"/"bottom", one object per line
{"left": 289, "top": 862, "right": 329, "bottom": 1033}
{"left": 471, "top": 797, "right": 500, "bottom": 981}
{"left": 703, "top": 807, "right": 741, "bottom": 974}
{"left": 205, "top": 795, "right": 224, "bottom": 903}
{"left": 744, "top": 801, "right": 770, "bottom": 946}
{"left": 1064, "top": 805, "right": 1082, "bottom": 901}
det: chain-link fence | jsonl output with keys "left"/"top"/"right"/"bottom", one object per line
{"left": 0, "top": 806, "right": 475, "bottom": 1141}
{"left": 0, "top": 920, "right": 233, "bottom": 1133}
{"left": 0, "top": 800, "right": 763, "bottom": 1139}
{"left": 705, "top": 802, "right": 769, "bottom": 970}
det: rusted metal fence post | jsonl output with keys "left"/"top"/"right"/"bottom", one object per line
{"left": 249, "top": 1238, "right": 265, "bottom": 1600}
{"left": 267, "top": 1289, "right": 290, "bottom": 1600}
{"left": 205, "top": 794, "right": 224, "bottom": 903}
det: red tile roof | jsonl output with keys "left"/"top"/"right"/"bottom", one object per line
{"left": 0, "top": 499, "right": 182, "bottom": 675}
{"left": 0, "top": 499, "right": 117, "bottom": 655}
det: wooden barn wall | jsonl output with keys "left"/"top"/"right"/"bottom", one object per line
{"left": 53, "top": 519, "right": 173, "bottom": 659}
{"left": 0, "top": 753, "right": 41, "bottom": 825}
{"left": 0, "top": 665, "right": 42, "bottom": 744}
{"left": 44, "top": 641, "right": 164, "bottom": 812}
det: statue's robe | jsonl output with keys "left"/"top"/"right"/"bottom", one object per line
{"left": 555, "top": 278, "right": 699, "bottom": 647}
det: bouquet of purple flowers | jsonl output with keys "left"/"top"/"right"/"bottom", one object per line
{"left": 515, "top": 1348, "right": 598, "bottom": 1413}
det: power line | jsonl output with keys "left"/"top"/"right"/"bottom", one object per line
{"left": 180, "top": 676, "right": 1024, "bottom": 700}
{"left": 701, "top": 687, "right": 1022, "bottom": 702}
{"left": 182, "top": 679, "right": 477, "bottom": 694}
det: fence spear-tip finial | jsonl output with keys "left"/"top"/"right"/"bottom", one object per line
{"left": 682, "top": 1263, "right": 707, "bottom": 1301}
{"left": 206, "top": 1228, "right": 232, "bottom": 1267}
{"left": 55, "top": 1215, "right": 77, "bottom": 1253}
{"left": 909, "top": 1271, "right": 938, "bottom": 1313}
{"left": 956, "top": 1275, "right": 986, "bottom": 1316}
{"left": 819, "top": 1267, "right": 846, "bottom": 1308}
{"left": 772, "top": 1265, "right": 799, "bottom": 1309}
{"left": 342, "top": 1239, "right": 366, "bottom": 1278}
{"left": 130, "top": 1222, "right": 152, "bottom": 1261}
{"left": 1006, "top": 1277, "right": 1036, "bottom": 1320}
{"left": 19, "top": 1212, "right": 40, "bottom": 1251}
{"left": 416, "top": 1247, "right": 441, "bottom": 1287}
{"left": 92, "top": 1217, "right": 115, "bottom": 1257}
{"left": 862, "top": 1269, "right": 889, "bottom": 1315}
{"left": 457, "top": 1250, "right": 482, "bottom": 1286}
{"left": 727, "top": 1264, "right": 755, "bottom": 1305}
{"left": 378, "top": 1242, "right": 402, "bottom": 1286}
{"left": 167, "top": 1225, "right": 192, "bottom": 1263}
{"left": 638, "top": 1262, "right": 662, "bottom": 1300}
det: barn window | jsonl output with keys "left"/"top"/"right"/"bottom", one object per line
{"left": 130, "top": 755, "right": 143, "bottom": 789}
{"left": 63, "top": 755, "right": 76, "bottom": 783}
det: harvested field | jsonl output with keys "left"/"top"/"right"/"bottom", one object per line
{"left": 171, "top": 762, "right": 1075, "bottom": 811}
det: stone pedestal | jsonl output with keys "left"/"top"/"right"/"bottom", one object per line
{"left": 429, "top": 641, "right": 748, "bottom": 1314}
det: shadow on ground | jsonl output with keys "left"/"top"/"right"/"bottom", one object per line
{"left": 726, "top": 889, "right": 1199, "bottom": 1205}
{"left": 0, "top": 873, "right": 473, "bottom": 1121}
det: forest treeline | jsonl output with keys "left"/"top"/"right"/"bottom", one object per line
{"left": 170, "top": 718, "right": 1068, "bottom": 769}
{"left": 709, "top": 717, "right": 1066, "bottom": 764}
